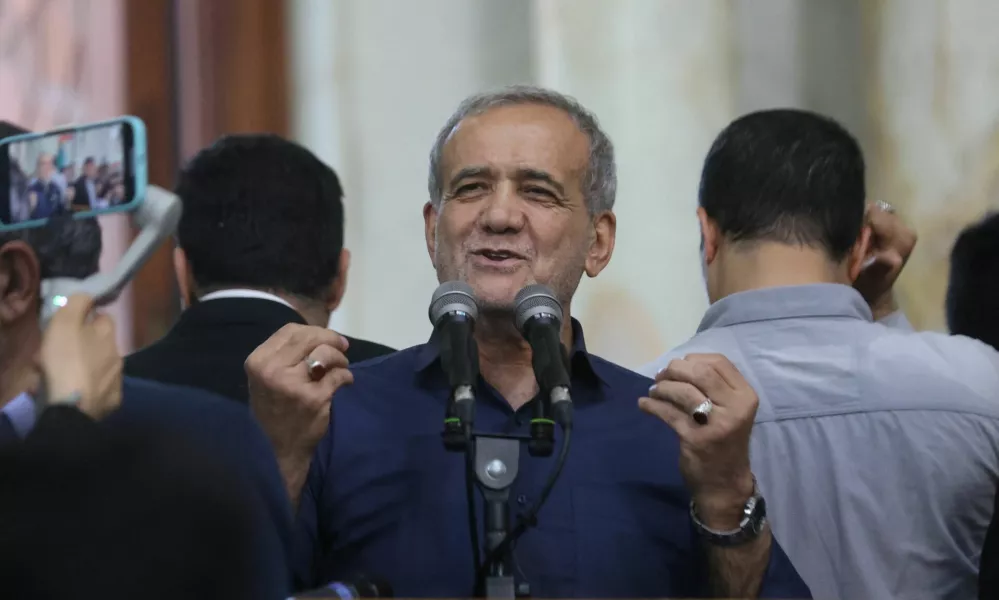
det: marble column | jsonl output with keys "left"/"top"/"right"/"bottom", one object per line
{"left": 863, "top": 0, "right": 999, "bottom": 330}
{"left": 531, "top": 0, "right": 737, "bottom": 367}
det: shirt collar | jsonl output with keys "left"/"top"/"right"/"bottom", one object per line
{"left": 697, "top": 283, "right": 873, "bottom": 332}
{"left": 199, "top": 288, "right": 296, "bottom": 310}
{"left": 414, "top": 317, "right": 604, "bottom": 392}
{"left": 1, "top": 392, "right": 37, "bottom": 438}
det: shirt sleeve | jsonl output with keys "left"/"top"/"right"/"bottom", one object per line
{"left": 757, "top": 536, "right": 813, "bottom": 598}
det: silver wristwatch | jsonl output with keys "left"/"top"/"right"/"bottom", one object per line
{"left": 690, "top": 485, "right": 768, "bottom": 547}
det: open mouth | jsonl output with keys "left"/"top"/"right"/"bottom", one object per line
{"left": 472, "top": 249, "right": 526, "bottom": 264}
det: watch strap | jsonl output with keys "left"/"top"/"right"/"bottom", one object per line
{"left": 690, "top": 486, "right": 768, "bottom": 547}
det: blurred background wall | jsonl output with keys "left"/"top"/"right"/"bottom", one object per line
{"left": 2, "top": 0, "right": 998, "bottom": 369}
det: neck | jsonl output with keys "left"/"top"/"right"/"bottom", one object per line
{"left": 0, "top": 324, "right": 41, "bottom": 409}
{"left": 710, "top": 244, "right": 849, "bottom": 303}
{"left": 474, "top": 309, "right": 574, "bottom": 411}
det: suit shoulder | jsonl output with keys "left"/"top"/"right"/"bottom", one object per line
{"left": 119, "top": 377, "right": 253, "bottom": 426}
{"left": 344, "top": 335, "right": 396, "bottom": 363}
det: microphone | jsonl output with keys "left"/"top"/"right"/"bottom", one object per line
{"left": 515, "top": 284, "right": 573, "bottom": 431}
{"left": 429, "top": 281, "right": 480, "bottom": 450}
{"left": 291, "top": 575, "right": 393, "bottom": 598}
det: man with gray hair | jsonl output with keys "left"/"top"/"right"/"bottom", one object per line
{"left": 247, "top": 86, "right": 809, "bottom": 598}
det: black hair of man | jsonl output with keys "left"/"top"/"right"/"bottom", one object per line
{"left": 0, "top": 214, "right": 102, "bottom": 280}
{"left": 946, "top": 211, "right": 999, "bottom": 350}
{"left": 175, "top": 134, "right": 345, "bottom": 299}
{"left": 698, "top": 108, "right": 866, "bottom": 261}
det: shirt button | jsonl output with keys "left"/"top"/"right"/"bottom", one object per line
{"left": 517, "top": 494, "right": 528, "bottom": 506}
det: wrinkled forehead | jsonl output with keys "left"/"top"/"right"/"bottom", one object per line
{"left": 441, "top": 104, "right": 590, "bottom": 185}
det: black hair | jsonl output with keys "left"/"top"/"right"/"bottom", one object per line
{"left": 0, "top": 214, "right": 102, "bottom": 280}
{"left": 698, "top": 108, "right": 866, "bottom": 261}
{"left": 83, "top": 157, "right": 95, "bottom": 166}
{"left": 946, "top": 211, "right": 999, "bottom": 350}
{"left": 175, "top": 134, "right": 345, "bottom": 299}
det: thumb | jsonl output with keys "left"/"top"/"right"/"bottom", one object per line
{"left": 50, "top": 293, "right": 97, "bottom": 326}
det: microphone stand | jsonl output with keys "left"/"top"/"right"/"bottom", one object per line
{"left": 473, "top": 434, "right": 522, "bottom": 599}
{"left": 443, "top": 400, "right": 531, "bottom": 599}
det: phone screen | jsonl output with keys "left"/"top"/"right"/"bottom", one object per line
{"left": 0, "top": 120, "right": 140, "bottom": 228}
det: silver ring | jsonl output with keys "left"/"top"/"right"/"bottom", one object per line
{"left": 875, "top": 200, "right": 896, "bottom": 214}
{"left": 692, "top": 399, "right": 713, "bottom": 425}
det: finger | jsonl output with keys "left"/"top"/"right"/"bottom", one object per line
{"left": 659, "top": 357, "right": 731, "bottom": 406}
{"left": 305, "top": 345, "right": 350, "bottom": 380}
{"left": 639, "top": 396, "right": 694, "bottom": 439}
{"left": 649, "top": 379, "right": 708, "bottom": 414}
{"left": 250, "top": 324, "right": 348, "bottom": 370}
{"left": 50, "top": 293, "right": 96, "bottom": 326}
{"left": 682, "top": 353, "right": 744, "bottom": 391}
{"left": 275, "top": 326, "right": 349, "bottom": 365}
{"left": 654, "top": 358, "right": 683, "bottom": 383}
{"left": 90, "top": 312, "right": 116, "bottom": 339}
{"left": 869, "top": 248, "right": 903, "bottom": 271}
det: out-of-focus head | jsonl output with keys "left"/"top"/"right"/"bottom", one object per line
{"left": 36, "top": 153, "right": 55, "bottom": 181}
{"left": 174, "top": 134, "right": 349, "bottom": 324}
{"left": 83, "top": 157, "right": 97, "bottom": 178}
{"left": 0, "top": 427, "right": 258, "bottom": 600}
{"left": 946, "top": 211, "right": 999, "bottom": 350}
{"left": 0, "top": 214, "right": 103, "bottom": 397}
{"left": 697, "top": 109, "right": 870, "bottom": 302}
{"left": 424, "top": 85, "right": 617, "bottom": 315}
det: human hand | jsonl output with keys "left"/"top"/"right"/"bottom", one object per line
{"left": 35, "top": 294, "right": 121, "bottom": 420}
{"left": 245, "top": 324, "right": 353, "bottom": 504}
{"left": 853, "top": 201, "right": 917, "bottom": 320}
{"left": 640, "top": 353, "right": 758, "bottom": 529}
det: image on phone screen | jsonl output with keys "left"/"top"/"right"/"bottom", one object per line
{"left": 4, "top": 122, "right": 133, "bottom": 226}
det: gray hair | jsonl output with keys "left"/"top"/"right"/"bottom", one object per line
{"left": 427, "top": 85, "right": 617, "bottom": 214}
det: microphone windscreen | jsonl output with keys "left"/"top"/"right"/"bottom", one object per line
{"left": 429, "top": 281, "right": 478, "bottom": 326}
{"left": 514, "top": 284, "right": 563, "bottom": 332}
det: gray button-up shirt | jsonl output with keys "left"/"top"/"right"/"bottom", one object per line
{"left": 640, "top": 284, "right": 999, "bottom": 600}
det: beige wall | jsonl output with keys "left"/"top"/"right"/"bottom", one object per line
{"left": 290, "top": 0, "right": 999, "bottom": 368}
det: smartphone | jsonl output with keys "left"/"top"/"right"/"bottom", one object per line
{"left": 0, "top": 116, "right": 148, "bottom": 232}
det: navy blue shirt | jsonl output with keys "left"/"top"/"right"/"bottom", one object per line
{"left": 295, "top": 321, "right": 810, "bottom": 598}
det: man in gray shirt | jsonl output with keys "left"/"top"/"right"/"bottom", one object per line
{"left": 641, "top": 109, "right": 999, "bottom": 600}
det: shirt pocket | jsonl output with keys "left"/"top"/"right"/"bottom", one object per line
{"left": 571, "top": 482, "right": 695, "bottom": 597}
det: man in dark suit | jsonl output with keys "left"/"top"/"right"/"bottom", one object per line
{"left": 71, "top": 156, "right": 100, "bottom": 211}
{"left": 26, "top": 153, "right": 65, "bottom": 219}
{"left": 125, "top": 134, "right": 393, "bottom": 403}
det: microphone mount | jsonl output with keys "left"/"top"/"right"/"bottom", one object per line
{"left": 34, "top": 185, "right": 181, "bottom": 408}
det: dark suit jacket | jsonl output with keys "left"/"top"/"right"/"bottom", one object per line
{"left": 72, "top": 176, "right": 96, "bottom": 209}
{"left": 0, "top": 377, "right": 293, "bottom": 599}
{"left": 124, "top": 297, "right": 395, "bottom": 404}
